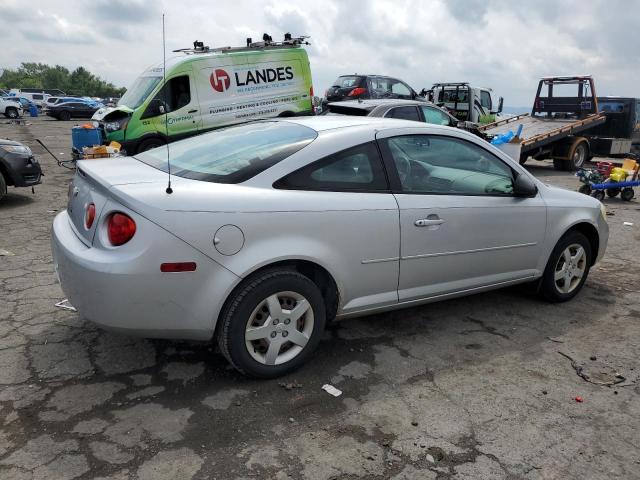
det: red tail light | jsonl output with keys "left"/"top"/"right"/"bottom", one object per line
{"left": 348, "top": 87, "right": 367, "bottom": 97}
{"left": 107, "top": 212, "right": 136, "bottom": 246}
{"left": 310, "top": 85, "right": 314, "bottom": 97}
{"left": 85, "top": 203, "right": 96, "bottom": 229}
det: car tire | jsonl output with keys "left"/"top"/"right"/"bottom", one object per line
{"left": 0, "top": 171, "right": 7, "bottom": 201}
{"left": 539, "top": 231, "right": 592, "bottom": 303}
{"left": 59, "top": 110, "right": 71, "bottom": 121}
{"left": 137, "top": 138, "right": 166, "bottom": 153}
{"left": 217, "top": 269, "right": 326, "bottom": 378}
{"left": 5, "top": 107, "right": 18, "bottom": 119}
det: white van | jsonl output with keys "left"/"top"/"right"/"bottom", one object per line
{"left": 93, "top": 35, "right": 314, "bottom": 154}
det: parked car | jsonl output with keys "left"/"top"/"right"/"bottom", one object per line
{"left": 46, "top": 102, "right": 100, "bottom": 121}
{"left": 324, "top": 75, "right": 423, "bottom": 103}
{"left": 323, "top": 99, "right": 460, "bottom": 127}
{"left": 0, "top": 139, "right": 42, "bottom": 200}
{"left": 2, "top": 96, "right": 36, "bottom": 111}
{"left": 0, "top": 97, "right": 22, "bottom": 118}
{"left": 44, "top": 97, "right": 103, "bottom": 112}
{"left": 52, "top": 117, "right": 608, "bottom": 378}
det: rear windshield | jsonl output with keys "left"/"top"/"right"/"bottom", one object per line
{"left": 332, "top": 76, "right": 363, "bottom": 88}
{"left": 135, "top": 121, "right": 317, "bottom": 183}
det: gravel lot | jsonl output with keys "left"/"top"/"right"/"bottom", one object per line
{"left": 1, "top": 116, "right": 639, "bottom": 480}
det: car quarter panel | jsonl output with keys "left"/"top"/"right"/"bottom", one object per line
{"left": 51, "top": 203, "right": 240, "bottom": 340}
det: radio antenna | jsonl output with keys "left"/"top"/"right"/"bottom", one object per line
{"left": 162, "top": 13, "right": 173, "bottom": 194}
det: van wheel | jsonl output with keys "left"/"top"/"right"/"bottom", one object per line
{"left": 137, "top": 138, "right": 165, "bottom": 153}
{"left": 5, "top": 108, "right": 18, "bottom": 119}
{"left": 59, "top": 110, "right": 71, "bottom": 121}
{"left": 0, "top": 172, "right": 7, "bottom": 201}
{"left": 217, "top": 270, "right": 326, "bottom": 378}
{"left": 539, "top": 231, "right": 591, "bottom": 302}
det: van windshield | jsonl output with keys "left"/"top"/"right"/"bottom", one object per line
{"left": 135, "top": 121, "right": 318, "bottom": 184}
{"left": 118, "top": 75, "right": 162, "bottom": 109}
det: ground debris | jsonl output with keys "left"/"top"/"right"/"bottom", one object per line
{"left": 278, "top": 382, "right": 302, "bottom": 391}
{"left": 558, "top": 351, "right": 626, "bottom": 386}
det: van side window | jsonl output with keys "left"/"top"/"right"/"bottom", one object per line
{"left": 150, "top": 75, "right": 191, "bottom": 114}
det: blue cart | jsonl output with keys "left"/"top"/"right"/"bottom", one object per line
{"left": 585, "top": 179, "right": 639, "bottom": 201}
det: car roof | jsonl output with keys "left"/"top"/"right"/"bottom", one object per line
{"left": 327, "top": 99, "right": 431, "bottom": 110}
{"left": 281, "top": 115, "right": 450, "bottom": 133}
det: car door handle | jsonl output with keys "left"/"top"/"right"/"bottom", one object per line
{"left": 415, "top": 218, "right": 444, "bottom": 227}
{"left": 188, "top": 109, "right": 198, "bottom": 113}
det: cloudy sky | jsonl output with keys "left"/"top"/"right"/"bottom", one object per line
{"left": 1, "top": 0, "right": 638, "bottom": 106}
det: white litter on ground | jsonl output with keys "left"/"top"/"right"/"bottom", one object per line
{"left": 0, "top": 249, "right": 14, "bottom": 256}
{"left": 623, "top": 222, "right": 634, "bottom": 226}
{"left": 54, "top": 299, "right": 77, "bottom": 312}
{"left": 321, "top": 384, "right": 342, "bottom": 397}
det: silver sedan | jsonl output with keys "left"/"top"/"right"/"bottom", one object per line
{"left": 51, "top": 117, "right": 608, "bottom": 377}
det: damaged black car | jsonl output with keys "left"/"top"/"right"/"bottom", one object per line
{"left": 0, "top": 139, "right": 42, "bottom": 201}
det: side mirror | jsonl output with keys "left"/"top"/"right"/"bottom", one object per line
{"left": 141, "top": 98, "right": 165, "bottom": 119}
{"left": 498, "top": 96, "right": 504, "bottom": 113}
{"left": 513, "top": 173, "right": 538, "bottom": 197}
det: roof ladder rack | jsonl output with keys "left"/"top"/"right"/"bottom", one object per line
{"left": 173, "top": 33, "right": 310, "bottom": 55}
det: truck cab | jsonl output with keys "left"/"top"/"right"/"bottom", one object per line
{"left": 423, "top": 82, "right": 504, "bottom": 124}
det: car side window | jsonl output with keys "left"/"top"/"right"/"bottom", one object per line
{"left": 421, "top": 106, "right": 451, "bottom": 126}
{"left": 390, "top": 81, "right": 411, "bottom": 97}
{"left": 370, "top": 77, "right": 389, "bottom": 98}
{"left": 382, "top": 135, "right": 514, "bottom": 195}
{"left": 385, "top": 106, "right": 421, "bottom": 121}
{"left": 480, "top": 91, "right": 492, "bottom": 109}
{"left": 274, "top": 142, "right": 388, "bottom": 192}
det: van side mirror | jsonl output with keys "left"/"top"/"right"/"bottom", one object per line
{"left": 498, "top": 96, "right": 504, "bottom": 113}
{"left": 141, "top": 98, "right": 166, "bottom": 119}
{"left": 513, "top": 173, "right": 537, "bottom": 197}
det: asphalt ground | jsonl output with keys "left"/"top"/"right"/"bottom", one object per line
{"left": 1, "top": 116, "right": 639, "bottom": 480}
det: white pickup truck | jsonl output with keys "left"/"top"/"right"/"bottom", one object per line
{"left": 422, "top": 82, "right": 504, "bottom": 124}
{"left": 0, "top": 98, "right": 22, "bottom": 119}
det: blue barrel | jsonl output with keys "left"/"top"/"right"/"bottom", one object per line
{"left": 71, "top": 127, "right": 102, "bottom": 151}
{"left": 29, "top": 104, "right": 38, "bottom": 117}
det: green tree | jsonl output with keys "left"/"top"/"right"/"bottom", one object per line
{"left": 0, "top": 62, "right": 125, "bottom": 97}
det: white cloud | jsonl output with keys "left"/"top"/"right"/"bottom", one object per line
{"left": 0, "top": 0, "right": 637, "bottom": 106}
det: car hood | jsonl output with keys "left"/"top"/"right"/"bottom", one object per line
{"left": 0, "top": 138, "right": 22, "bottom": 147}
{"left": 92, "top": 106, "right": 134, "bottom": 121}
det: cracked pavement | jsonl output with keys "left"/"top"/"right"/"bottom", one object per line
{"left": 1, "top": 117, "right": 639, "bottom": 479}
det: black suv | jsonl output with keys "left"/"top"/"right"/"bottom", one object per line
{"left": 324, "top": 75, "right": 422, "bottom": 103}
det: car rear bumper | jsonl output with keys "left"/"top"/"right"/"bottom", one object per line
{"left": 51, "top": 209, "right": 240, "bottom": 340}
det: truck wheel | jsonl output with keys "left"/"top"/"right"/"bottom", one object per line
{"left": 59, "top": 110, "right": 71, "bottom": 121}
{"left": 137, "top": 138, "right": 166, "bottom": 153}
{"left": 621, "top": 188, "right": 635, "bottom": 201}
{"left": 5, "top": 107, "right": 18, "bottom": 119}
{"left": 552, "top": 158, "right": 567, "bottom": 171}
{"left": 0, "top": 171, "right": 7, "bottom": 201}
{"left": 569, "top": 142, "right": 588, "bottom": 170}
{"left": 606, "top": 188, "right": 620, "bottom": 198}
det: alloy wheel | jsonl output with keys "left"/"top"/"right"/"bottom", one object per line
{"left": 554, "top": 243, "right": 587, "bottom": 294}
{"left": 245, "top": 291, "right": 314, "bottom": 366}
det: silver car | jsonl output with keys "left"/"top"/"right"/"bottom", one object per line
{"left": 52, "top": 117, "right": 608, "bottom": 378}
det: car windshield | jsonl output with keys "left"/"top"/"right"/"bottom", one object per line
{"left": 118, "top": 75, "right": 162, "bottom": 109}
{"left": 135, "top": 121, "right": 318, "bottom": 183}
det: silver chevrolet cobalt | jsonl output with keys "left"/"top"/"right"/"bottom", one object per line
{"left": 52, "top": 117, "right": 608, "bottom": 377}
